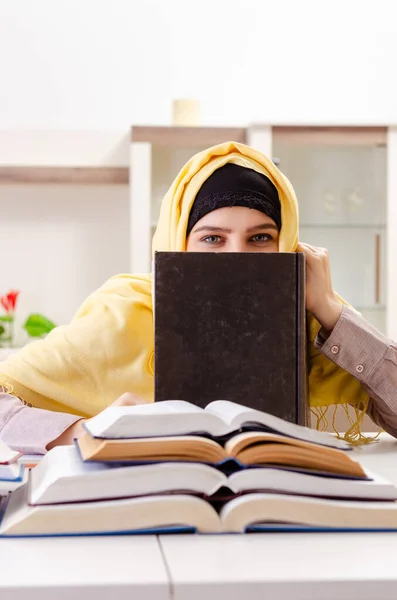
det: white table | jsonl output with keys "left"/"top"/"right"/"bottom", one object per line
{"left": 160, "top": 434, "right": 397, "bottom": 600}
{"left": 160, "top": 532, "right": 397, "bottom": 600}
{"left": 0, "top": 536, "right": 169, "bottom": 600}
{"left": 0, "top": 434, "right": 397, "bottom": 600}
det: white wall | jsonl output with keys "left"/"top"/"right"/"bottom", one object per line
{"left": 0, "top": 130, "right": 130, "bottom": 331}
{"left": 0, "top": 185, "right": 129, "bottom": 337}
{"left": 0, "top": 0, "right": 397, "bottom": 129}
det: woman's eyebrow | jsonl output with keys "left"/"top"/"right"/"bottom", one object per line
{"left": 193, "top": 226, "right": 232, "bottom": 233}
{"left": 246, "top": 223, "right": 279, "bottom": 232}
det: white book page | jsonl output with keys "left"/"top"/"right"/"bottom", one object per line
{"left": 1, "top": 491, "right": 222, "bottom": 535}
{"left": 0, "top": 482, "right": 32, "bottom": 534}
{"left": 85, "top": 400, "right": 227, "bottom": 438}
{"left": 30, "top": 448, "right": 226, "bottom": 505}
{"left": 29, "top": 446, "right": 110, "bottom": 504}
{"left": 220, "top": 492, "right": 397, "bottom": 533}
{"left": 0, "top": 440, "right": 21, "bottom": 464}
{"left": 205, "top": 400, "right": 253, "bottom": 425}
{"left": 0, "top": 471, "right": 27, "bottom": 496}
{"left": 85, "top": 401, "right": 205, "bottom": 437}
{"left": 0, "top": 462, "right": 22, "bottom": 481}
{"left": 228, "top": 467, "right": 397, "bottom": 500}
{"left": 92, "top": 400, "right": 204, "bottom": 426}
{"left": 205, "top": 401, "right": 350, "bottom": 450}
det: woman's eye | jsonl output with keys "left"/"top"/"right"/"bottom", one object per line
{"left": 251, "top": 233, "right": 272, "bottom": 242}
{"left": 202, "top": 235, "right": 222, "bottom": 244}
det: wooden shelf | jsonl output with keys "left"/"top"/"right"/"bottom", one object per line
{"left": 131, "top": 125, "right": 388, "bottom": 148}
{"left": 0, "top": 166, "right": 129, "bottom": 185}
{"left": 300, "top": 223, "right": 386, "bottom": 229}
{"left": 272, "top": 126, "right": 387, "bottom": 146}
{"left": 131, "top": 126, "right": 247, "bottom": 147}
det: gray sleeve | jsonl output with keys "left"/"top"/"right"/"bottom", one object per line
{"left": 315, "top": 306, "right": 397, "bottom": 438}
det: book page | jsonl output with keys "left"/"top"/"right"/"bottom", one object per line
{"left": 102, "top": 400, "right": 205, "bottom": 422}
{"left": 205, "top": 400, "right": 251, "bottom": 425}
{"left": 0, "top": 482, "right": 32, "bottom": 534}
{"left": 220, "top": 493, "right": 397, "bottom": 533}
{"left": 1, "top": 492, "right": 222, "bottom": 535}
{"left": 31, "top": 446, "right": 227, "bottom": 504}
{"left": 206, "top": 401, "right": 350, "bottom": 450}
{"left": 85, "top": 400, "right": 206, "bottom": 438}
{"left": 29, "top": 446, "right": 110, "bottom": 504}
{"left": 0, "top": 440, "right": 21, "bottom": 464}
{"left": 228, "top": 467, "right": 397, "bottom": 501}
{"left": 0, "top": 462, "right": 23, "bottom": 481}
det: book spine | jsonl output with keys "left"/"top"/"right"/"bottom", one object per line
{"left": 296, "top": 253, "right": 309, "bottom": 426}
{"left": 0, "top": 494, "right": 11, "bottom": 528}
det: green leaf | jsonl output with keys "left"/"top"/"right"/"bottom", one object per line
{"left": 0, "top": 325, "right": 5, "bottom": 336}
{"left": 23, "top": 314, "right": 56, "bottom": 338}
{"left": 0, "top": 315, "right": 13, "bottom": 323}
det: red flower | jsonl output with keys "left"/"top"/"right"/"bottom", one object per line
{"left": 0, "top": 290, "right": 20, "bottom": 314}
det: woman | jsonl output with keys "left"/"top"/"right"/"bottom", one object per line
{"left": 0, "top": 141, "right": 396, "bottom": 453}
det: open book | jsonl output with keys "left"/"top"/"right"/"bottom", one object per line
{"left": 77, "top": 430, "right": 364, "bottom": 477}
{"left": 28, "top": 446, "right": 397, "bottom": 506}
{"left": 0, "top": 440, "right": 22, "bottom": 481}
{"left": 84, "top": 400, "right": 350, "bottom": 449}
{"left": 2, "top": 483, "right": 397, "bottom": 536}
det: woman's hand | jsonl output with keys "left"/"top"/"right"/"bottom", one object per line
{"left": 297, "top": 242, "right": 343, "bottom": 331}
{"left": 46, "top": 392, "right": 148, "bottom": 450}
{"left": 110, "top": 392, "right": 148, "bottom": 407}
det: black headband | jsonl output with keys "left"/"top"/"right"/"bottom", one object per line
{"left": 186, "top": 163, "right": 281, "bottom": 236}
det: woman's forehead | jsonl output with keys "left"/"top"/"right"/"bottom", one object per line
{"left": 192, "top": 206, "right": 278, "bottom": 229}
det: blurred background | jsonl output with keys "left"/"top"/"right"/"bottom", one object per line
{"left": 0, "top": 0, "right": 396, "bottom": 348}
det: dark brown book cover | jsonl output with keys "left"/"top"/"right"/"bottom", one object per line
{"left": 154, "top": 252, "right": 308, "bottom": 425}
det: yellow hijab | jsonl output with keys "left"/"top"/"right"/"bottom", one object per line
{"left": 0, "top": 142, "right": 370, "bottom": 441}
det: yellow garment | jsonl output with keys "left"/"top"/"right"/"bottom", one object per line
{"left": 0, "top": 141, "right": 370, "bottom": 441}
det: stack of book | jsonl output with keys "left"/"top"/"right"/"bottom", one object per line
{"left": 1, "top": 400, "right": 397, "bottom": 536}
{"left": 0, "top": 440, "right": 25, "bottom": 497}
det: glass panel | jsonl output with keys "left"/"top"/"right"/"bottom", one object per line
{"left": 273, "top": 137, "right": 387, "bottom": 332}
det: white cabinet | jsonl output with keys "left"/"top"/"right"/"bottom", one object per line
{"left": 300, "top": 225, "right": 386, "bottom": 331}
{"left": 271, "top": 127, "right": 388, "bottom": 332}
